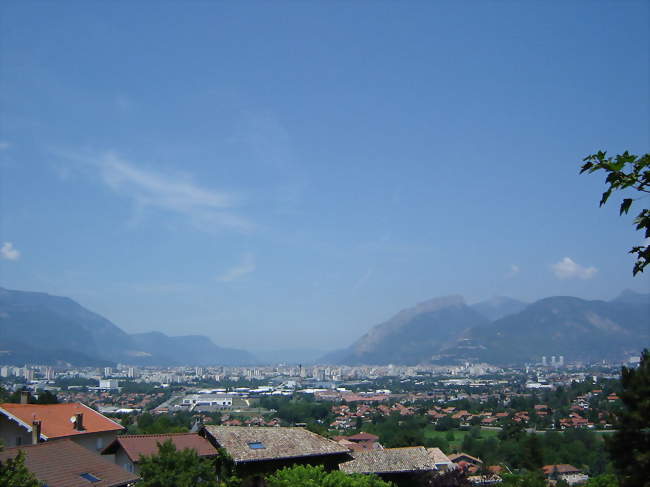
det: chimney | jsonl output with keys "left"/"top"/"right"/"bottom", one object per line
{"left": 32, "top": 420, "right": 41, "bottom": 444}
{"left": 20, "top": 391, "right": 30, "bottom": 404}
{"left": 74, "top": 413, "right": 84, "bottom": 431}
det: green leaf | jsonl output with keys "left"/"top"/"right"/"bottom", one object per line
{"left": 599, "top": 189, "right": 612, "bottom": 207}
{"left": 620, "top": 198, "right": 633, "bottom": 215}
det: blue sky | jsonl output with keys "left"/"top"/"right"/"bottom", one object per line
{"left": 0, "top": 1, "right": 648, "bottom": 351}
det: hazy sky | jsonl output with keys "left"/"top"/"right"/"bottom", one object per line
{"left": 1, "top": 1, "right": 648, "bottom": 351}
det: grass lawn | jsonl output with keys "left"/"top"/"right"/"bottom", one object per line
{"left": 424, "top": 427, "right": 500, "bottom": 451}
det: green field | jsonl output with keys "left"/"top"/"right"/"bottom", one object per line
{"left": 423, "top": 427, "right": 500, "bottom": 451}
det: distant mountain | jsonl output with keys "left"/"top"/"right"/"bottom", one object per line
{"left": 611, "top": 289, "right": 650, "bottom": 306}
{"left": 321, "top": 296, "right": 489, "bottom": 365}
{"left": 471, "top": 296, "right": 527, "bottom": 321}
{"left": 450, "top": 296, "right": 650, "bottom": 364}
{"left": 322, "top": 293, "right": 650, "bottom": 366}
{"left": 129, "top": 332, "right": 256, "bottom": 367}
{"left": 0, "top": 287, "right": 255, "bottom": 366}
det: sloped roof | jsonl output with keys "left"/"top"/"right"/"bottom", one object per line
{"left": 203, "top": 426, "right": 350, "bottom": 464}
{"left": 346, "top": 432, "right": 380, "bottom": 442}
{"left": 542, "top": 464, "right": 581, "bottom": 475}
{"left": 0, "top": 402, "right": 123, "bottom": 440}
{"left": 449, "top": 452, "right": 483, "bottom": 464}
{"left": 0, "top": 439, "right": 139, "bottom": 487}
{"left": 427, "top": 447, "right": 453, "bottom": 465}
{"left": 339, "top": 447, "right": 436, "bottom": 474}
{"left": 102, "top": 433, "right": 217, "bottom": 462}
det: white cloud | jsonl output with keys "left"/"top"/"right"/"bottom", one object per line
{"left": 1, "top": 242, "right": 20, "bottom": 261}
{"left": 0, "top": 141, "right": 9, "bottom": 151}
{"left": 217, "top": 253, "right": 256, "bottom": 282}
{"left": 60, "top": 151, "right": 252, "bottom": 232}
{"left": 552, "top": 257, "right": 597, "bottom": 280}
{"left": 506, "top": 264, "right": 520, "bottom": 278}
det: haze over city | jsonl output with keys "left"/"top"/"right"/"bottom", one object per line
{"left": 1, "top": 1, "right": 648, "bottom": 352}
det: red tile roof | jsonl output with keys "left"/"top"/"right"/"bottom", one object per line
{"left": 0, "top": 402, "right": 123, "bottom": 440}
{"left": 542, "top": 464, "right": 581, "bottom": 475}
{"left": 102, "top": 433, "right": 218, "bottom": 463}
{"left": 0, "top": 439, "right": 139, "bottom": 487}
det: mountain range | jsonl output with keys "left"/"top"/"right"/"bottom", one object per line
{"left": 0, "top": 287, "right": 255, "bottom": 367}
{"left": 0, "top": 286, "right": 647, "bottom": 367}
{"left": 321, "top": 290, "right": 649, "bottom": 366}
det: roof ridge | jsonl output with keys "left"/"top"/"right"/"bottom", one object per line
{"left": 1, "top": 438, "right": 73, "bottom": 451}
{"left": 119, "top": 433, "right": 198, "bottom": 438}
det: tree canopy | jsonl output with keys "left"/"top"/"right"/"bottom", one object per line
{"left": 266, "top": 465, "right": 393, "bottom": 487}
{"left": 0, "top": 450, "right": 41, "bottom": 487}
{"left": 580, "top": 150, "right": 650, "bottom": 275}
{"left": 606, "top": 349, "right": 650, "bottom": 487}
{"left": 135, "top": 439, "right": 218, "bottom": 487}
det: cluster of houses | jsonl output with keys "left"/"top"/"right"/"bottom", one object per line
{"left": 425, "top": 403, "right": 603, "bottom": 430}
{"left": 329, "top": 403, "right": 416, "bottom": 429}
{"left": 58, "top": 388, "right": 167, "bottom": 413}
{"left": 0, "top": 394, "right": 592, "bottom": 486}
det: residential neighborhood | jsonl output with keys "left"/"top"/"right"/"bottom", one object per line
{"left": 0, "top": 358, "right": 630, "bottom": 486}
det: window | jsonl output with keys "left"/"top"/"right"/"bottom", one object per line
{"left": 96, "top": 437, "right": 103, "bottom": 450}
{"left": 80, "top": 473, "right": 101, "bottom": 483}
{"left": 248, "top": 442, "right": 265, "bottom": 449}
{"left": 15, "top": 437, "right": 22, "bottom": 446}
{"left": 125, "top": 462, "right": 133, "bottom": 472}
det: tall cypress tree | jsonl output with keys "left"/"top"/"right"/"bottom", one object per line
{"left": 606, "top": 349, "right": 650, "bottom": 487}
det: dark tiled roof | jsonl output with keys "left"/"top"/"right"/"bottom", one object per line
{"left": 449, "top": 452, "right": 483, "bottom": 464}
{"left": 0, "top": 439, "right": 139, "bottom": 487}
{"left": 102, "top": 433, "right": 217, "bottom": 462}
{"left": 203, "top": 426, "right": 350, "bottom": 464}
{"left": 346, "top": 432, "right": 380, "bottom": 442}
{"left": 339, "top": 447, "right": 436, "bottom": 474}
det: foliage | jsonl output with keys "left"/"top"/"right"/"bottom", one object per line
{"left": 135, "top": 439, "right": 218, "bottom": 487}
{"left": 365, "top": 414, "right": 427, "bottom": 448}
{"left": 259, "top": 396, "right": 332, "bottom": 425}
{"left": 214, "top": 448, "right": 241, "bottom": 486}
{"left": 54, "top": 377, "right": 98, "bottom": 389}
{"left": 586, "top": 474, "right": 619, "bottom": 487}
{"left": 0, "top": 450, "right": 41, "bottom": 487}
{"left": 500, "top": 471, "right": 546, "bottom": 487}
{"left": 5, "top": 390, "right": 58, "bottom": 404}
{"left": 434, "top": 416, "right": 460, "bottom": 432}
{"left": 266, "top": 465, "right": 393, "bottom": 487}
{"left": 129, "top": 411, "right": 192, "bottom": 434}
{"left": 580, "top": 150, "right": 650, "bottom": 275}
{"left": 417, "top": 469, "right": 472, "bottom": 487}
{"left": 33, "top": 391, "right": 58, "bottom": 404}
{"left": 606, "top": 349, "right": 650, "bottom": 487}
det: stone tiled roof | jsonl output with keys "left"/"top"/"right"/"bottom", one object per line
{"left": 0, "top": 439, "right": 139, "bottom": 487}
{"left": 339, "top": 446, "right": 436, "bottom": 474}
{"left": 203, "top": 426, "right": 350, "bottom": 464}
{"left": 102, "top": 433, "right": 218, "bottom": 462}
{"left": 427, "top": 447, "right": 453, "bottom": 465}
